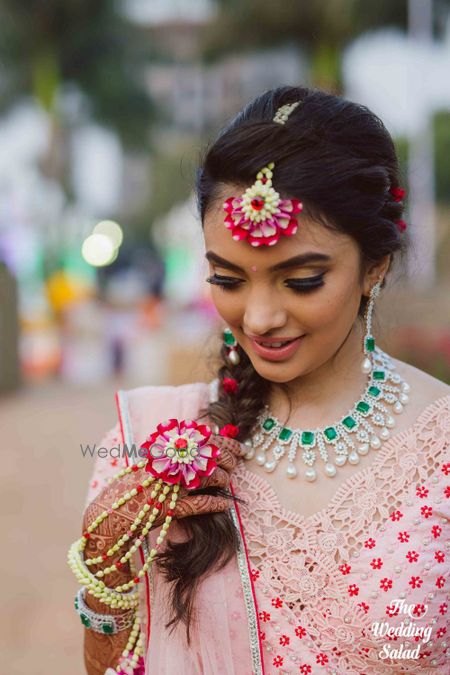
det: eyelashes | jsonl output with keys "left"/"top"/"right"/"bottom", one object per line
{"left": 205, "top": 273, "right": 325, "bottom": 293}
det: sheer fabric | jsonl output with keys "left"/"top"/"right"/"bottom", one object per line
{"left": 85, "top": 383, "right": 450, "bottom": 674}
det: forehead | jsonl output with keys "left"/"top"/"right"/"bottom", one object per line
{"left": 202, "top": 184, "right": 356, "bottom": 265}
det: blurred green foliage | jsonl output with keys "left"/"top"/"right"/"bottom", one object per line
{"left": 0, "top": 0, "right": 155, "bottom": 148}
{"left": 434, "top": 110, "right": 450, "bottom": 204}
{"left": 203, "top": 0, "right": 409, "bottom": 90}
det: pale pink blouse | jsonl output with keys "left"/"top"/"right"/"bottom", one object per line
{"left": 85, "top": 384, "right": 450, "bottom": 674}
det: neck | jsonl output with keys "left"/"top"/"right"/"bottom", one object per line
{"left": 268, "top": 321, "right": 370, "bottom": 428}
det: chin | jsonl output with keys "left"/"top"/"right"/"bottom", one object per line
{"left": 250, "top": 358, "right": 306, "bottom": 383}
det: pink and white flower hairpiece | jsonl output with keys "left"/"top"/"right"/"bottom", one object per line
{"left": 223, "top": 162, "right": 303, "bottom": 247}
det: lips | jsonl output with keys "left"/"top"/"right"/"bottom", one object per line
{"left": 249, "top": 335, "right": 305, "bottom": 361}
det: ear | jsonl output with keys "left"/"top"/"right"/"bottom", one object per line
{"left": 362, "top": 254, "right": 391, "bottom": 296}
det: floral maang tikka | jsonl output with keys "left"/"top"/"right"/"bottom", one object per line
{"left": 223, "top": 162, "right": 303, "bottom": 247}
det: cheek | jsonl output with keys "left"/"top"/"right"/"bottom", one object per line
{"left": 289, "top": 283, "right": 360, "bottom": 331}
{"left": 210, "top": 288, "right": 244, "bottom": 323}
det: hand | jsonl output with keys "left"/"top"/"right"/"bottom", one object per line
{"left": 83, "top": 433, "right": 246, "bottom": 561}
{"left": 152, "top": 433, "right": 247, "bottom": 527}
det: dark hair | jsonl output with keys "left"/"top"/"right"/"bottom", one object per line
{"left": 156, "top": 84, "right": 409, "bottom": 642}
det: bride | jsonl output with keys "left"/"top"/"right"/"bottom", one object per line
{"left": 70, "top": 85, "right": 450, "bottom": 674}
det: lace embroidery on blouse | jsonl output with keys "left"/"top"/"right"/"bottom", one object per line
{"left": 233, "top": 394, "right": 450, "bottom": 608}
{"left": 230, "top": 394, "right": 450, "bottom": 672}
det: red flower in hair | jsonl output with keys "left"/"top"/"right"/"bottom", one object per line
{"left": 219, "top": 423, "right": 240, "bottom": 438}
{"left": 391, "top": 187, "right": 406, "bottom": 202}
{"left": 223, "top": 377, "right": 238, "bottom": 394}
{"left": 396, "top": 219, "right": 407, "bottom": 233}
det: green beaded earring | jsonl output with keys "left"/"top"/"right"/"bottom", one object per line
{"left": 223, "top": 327, "right": 240, "bottom": 365}
{"left": 361, "top": 277, "right": 382, "bottom": 374}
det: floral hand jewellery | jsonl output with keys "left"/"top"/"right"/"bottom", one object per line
{"left": 140, "top": 418, "right": 220, "bottom": 489}
{"left": 68, "top": 418, "right": 222, "bottom": 674}
{"left": 223, "top": 163, "right": 303, "bottom": 247}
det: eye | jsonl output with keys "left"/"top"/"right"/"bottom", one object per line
{"left": 284, "top": 274, "right": 325, "bottom": 293}
{"left": 205, "top": 274, "right": 242, "bottom": 290}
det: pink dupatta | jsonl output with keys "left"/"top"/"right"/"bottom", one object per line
{"left": 114, "top": 381, "right": 265, "bottom": 675}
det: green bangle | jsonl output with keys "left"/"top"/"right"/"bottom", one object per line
{"left": 75, "top": 587, "right": 135, "bottom": 634}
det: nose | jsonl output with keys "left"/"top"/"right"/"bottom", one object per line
{"left": 243, "top": 288, "right": 287, "bottom": 336}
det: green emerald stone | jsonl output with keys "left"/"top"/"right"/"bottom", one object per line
{"left": 102, "top": 623, "right": 114, "bottom": 634}
{"left": 324, "top": 427, "right": 337, "bottom": 441}
{"left": 373, "top": 370, "right": 385, "bottom": 381}
{"left": 263, "top": 417, "right": 276, "bottom": 431}
{"left": 80, "top": 614, "right": 91, "bottom": 628}
{"left": 356, "top": 401, "right": 370, "bottom": 414}
{"left": 301, "top": 431, "right": 314, "bottom": 445}
{"left": 365, "top": 337, "right": 375, "bottom": 352}
{"left": 368, "top": 386, "right": 381, "bottom": 397}
{"left": 343, "top": 416, "right": 357, "bottom": 429}
{"left": 223, "top": 329, "right": 236, "bottom": 346}
{"left": 278, "top": 427, "right": 292, "bottom": 441}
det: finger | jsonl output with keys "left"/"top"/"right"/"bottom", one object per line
{"left": 175, "top": 493, "right": 231, "bottom": 519}
{"left": 199, "top": 466, "right": 230, "bottom": 489}
{"left": 215, "top": 447, "right": 237, "bottom": 473}
{"left": 212, "top": 434, "right": 247, "bottom": 459}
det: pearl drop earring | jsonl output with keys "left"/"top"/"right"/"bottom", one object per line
{"left": 361, "top": 277, "right": 382, "bottom": 374}
{"left": 223, "top": 327, "right": 240, "bottom": 365}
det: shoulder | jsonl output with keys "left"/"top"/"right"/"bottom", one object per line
{"left": 390, "top": 355, "right": 450, "bottom": 419}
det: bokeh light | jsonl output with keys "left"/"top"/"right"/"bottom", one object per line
{"left": 81, "top": 233, "right": 116, "bottom": 267}
{"left": 93, "top": 219, "right": 124, "bottom": 249}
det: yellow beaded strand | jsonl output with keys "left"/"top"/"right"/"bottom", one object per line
{"left": 68, "top": 463, "right": 181, "bottom": 673}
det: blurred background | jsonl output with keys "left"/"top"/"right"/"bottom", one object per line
{"left": 1, "top": 0, "right": 449, "bottom": 672}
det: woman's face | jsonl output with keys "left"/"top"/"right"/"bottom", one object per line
{"left": 203, "top": 185, "right": 385, "bottom": 385}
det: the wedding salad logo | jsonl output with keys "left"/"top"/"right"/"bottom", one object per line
{"left": 371, "top": 598, "right": 432, "bottom": 660}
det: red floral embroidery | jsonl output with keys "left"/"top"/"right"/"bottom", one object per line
{"left": 386, "top": 603, "right": 400, "bottom": 617}
{"left": 250, "top": 568, "right": 260, "bottom": 582}
{"left": 398, "top": 531, "right": 410, "bottom": 543}
{"left": 439, "top": 603, "right": 448, "bottom": 614}
{"left": 406, "top": 550, "right": 419, "bottom": 563}
{"left": 412, "top": 603, "right": 427, "bottom": 617}
{"left": 295, "top": 625, "right": 307, "bottom": 639}
{"left": 380, "top": 578, "right": 393, "bottom": 591}
{"left": 431, "top": 524, "right": 442, "bottom": 539}
{"left": 444, "top": 485, "right": 450, "bottom": 498}
{"left": 441, "top": 462, "right": 450, "bottom": 476}
{"left": 358, "top": 602, "right": 370, "bottom": 613}
{"left": 279, "top": 634, "right": 290, "bottom": 646}
{"left": 420, "top": 505, "right": 433, "bottom": 518}
{"left": 436, "top": 575, "right": 445, "bottom": 589}
{"left": 409, "top": 576, "right": 423, "bottom": 589}
{"left": 259, "top": 630, "right": 266, "bottom": 641}
{"left": 339, "top": 563, "right": 351, "bottom": 575}
{"left": 299, "top": 665, "right": 312, "bottom": 674}
{"left": 258, "top": 610, "right": 271, "bottom": 622}
{"left": 110, "top": 458, "right": 118, "bottom": 467}
{"left": 390, "top": 510, "right": 403, "bottom": 521}
{"left": 436, "top": 627, "right": 447, "bottom": 638}
{"left": 364, "top": 538, "right": 376, "bottom": 549}
{"left": 316, "top": 653, "right": 329, "bottom": 666}
{"left": 348, "top": 584, "right": 359, "bottom": 596}
{"left": 416, "top": 485, "right": 429, "bottom": 498}
{"left": 435, "top": 550, "right": 445, "bottom": 563}
{"left": 370, "top": 557, "right": 383, "bottom": 569}
{"left": 271, "top": 597, "right": 283, "bottom": 608}
{"left": 273, "top": 655, "right": 283, "bottom": 667}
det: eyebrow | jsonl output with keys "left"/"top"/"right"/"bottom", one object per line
{"left": 205, "top": 250, "right": 332, "bottom": 273}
